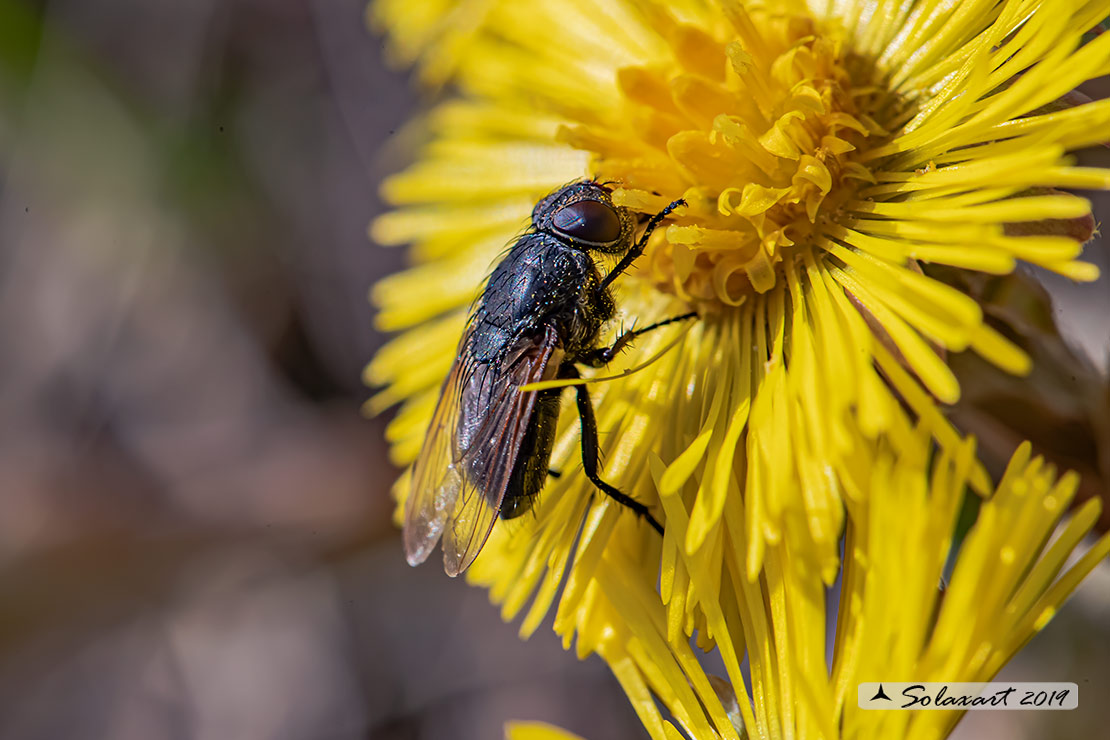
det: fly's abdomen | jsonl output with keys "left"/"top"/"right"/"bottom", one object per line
{"left": 500, "top": 386, "right": 562, "bottom": 519}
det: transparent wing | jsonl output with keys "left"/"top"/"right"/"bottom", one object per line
{"left": 442, "top": 325, "right": 563, "bottom": 576}
{"left": 403, "top": 323, "right": 563, "bottom": 576}
{"left": 402, "top": 327, "right": 476, "bottom": 567}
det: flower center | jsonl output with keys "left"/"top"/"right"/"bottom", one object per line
{"left": 561, "top": 10, "right": 887, "bottom": 307}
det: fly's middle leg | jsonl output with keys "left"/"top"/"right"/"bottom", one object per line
{"left": 560, "top": 364, "right": 664, "bottom": 534}
{"left": 579, "top": 311, "right": 697, "bottom": 368}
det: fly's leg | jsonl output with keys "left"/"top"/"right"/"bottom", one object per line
{"left": 579, "top": 311, "right": 698, "bottom": 368}
{"left": 600, "top": 198, "right": 686, "bottom": 290}
{"left": 548, "top": 309, "right": 694, "bottom": 475}
{"left": 561, "top": 365, "right": 664, "bottom": 534}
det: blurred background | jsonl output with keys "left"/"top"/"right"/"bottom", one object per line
{"left": 0, "top": 1, "right": 1106, "bottom": 739}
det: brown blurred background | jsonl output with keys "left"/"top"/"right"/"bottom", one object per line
{"left": 0, "top": 1, "right": 641, "bottom": 738}
{"left": 0, "top": 2, "right": 1106, "bottom": 739}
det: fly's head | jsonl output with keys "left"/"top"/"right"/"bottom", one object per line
{"left": 532, "top": 180, "right": 635, "bottom": 254}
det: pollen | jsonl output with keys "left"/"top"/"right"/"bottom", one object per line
{"left": 563, "top": 11, "right": 879, "bottom": 306}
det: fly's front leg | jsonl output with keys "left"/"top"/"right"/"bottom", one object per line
{"left": 560, "top": 365, "right": 664, "bottom": 534}
{"left": 600, "top": 198, "right": 686, "bottom": 290}
{"left": 579, "top": 312, "right": 698, "bottom": 368}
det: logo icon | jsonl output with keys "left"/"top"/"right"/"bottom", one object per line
{"left": 870, "top": 684, "right": 892, "bottom": 702}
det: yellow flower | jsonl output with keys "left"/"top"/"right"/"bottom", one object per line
{"left": 366, "top": 0, "right": 1110, "bottom": 736}
{"left": 369, "top": 0, "right": 1105, "bottom": 582}
{"left": 505, "top": 722, "right": 586, "bottom": 740}
{"left": 503, "top": 439, "right": 1110, "bottom": 740}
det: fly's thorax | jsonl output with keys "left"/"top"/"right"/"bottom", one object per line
{"left": 476, "top": 234, "right": 605, "bottom": 360}
{"left": 561, "top": 275, "right": 614, "bottom": 362}
{"left": 538, "top": 242, "right": 616, "bottom": 361}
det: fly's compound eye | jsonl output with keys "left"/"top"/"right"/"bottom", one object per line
{"left": 550, "top": 199, "right": 622, "bottom": 245}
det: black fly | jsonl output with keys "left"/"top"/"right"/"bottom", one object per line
{"left": 403, "top": 180, "right": 692, "bottom": 576}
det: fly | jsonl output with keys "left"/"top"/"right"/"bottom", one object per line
{"left": 403, "top": 180, "right": 692, "bottom": 576}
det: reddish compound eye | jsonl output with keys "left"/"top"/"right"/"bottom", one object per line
{"left": 550, "top": 199, "right": 622, "bottom": 244}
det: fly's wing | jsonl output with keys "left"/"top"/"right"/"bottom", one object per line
{"left": 403, "top": 326, "right": 476, "bottom": 568}
{"left": 403, "top": 323, "right": 563, "bottom": 576}
{"left": 442, "top": 325, "right": 563, "bottom": 576}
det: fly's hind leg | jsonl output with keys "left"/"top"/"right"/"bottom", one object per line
{"left": 561, "top": 365, "right": 664, "bottom": 534}
{"left": 579, "top": 312, "right": 697, "bottom": 368}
